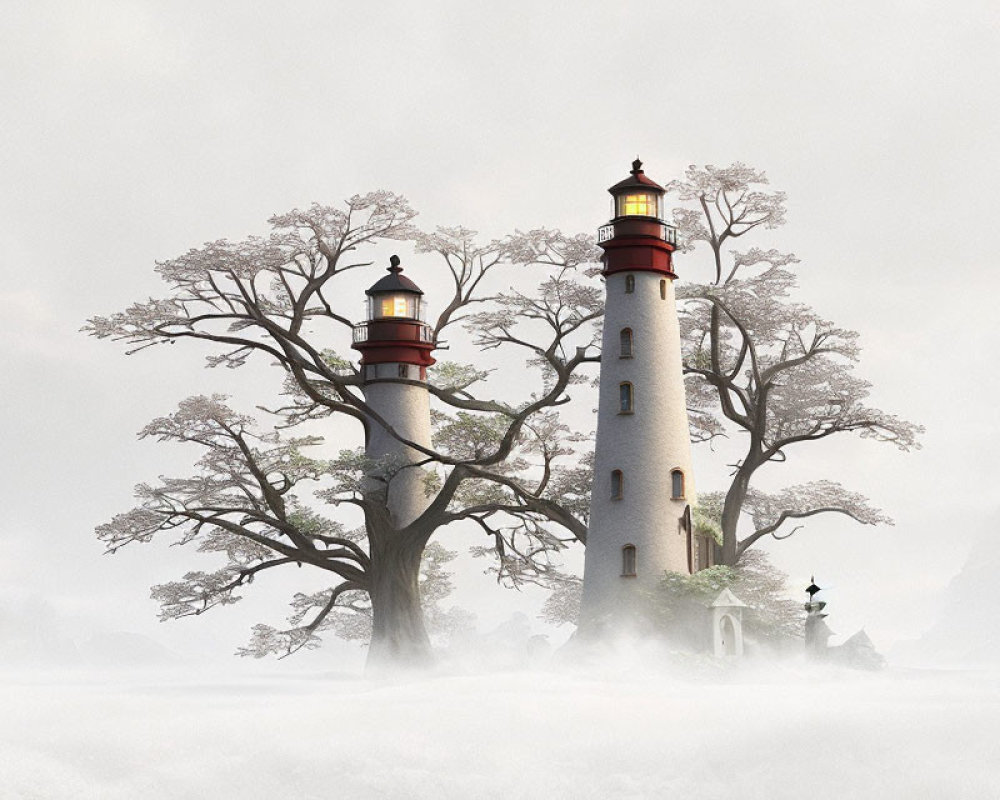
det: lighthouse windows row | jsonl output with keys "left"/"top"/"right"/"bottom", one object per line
{"left": 363, "top": 363, "right": 426, "bottom": 381}
{"left": 621, "top": 275, "right": 669, "bottom": 300}
{"left": 610, "top": 469, "right": 686, "bottom": 500}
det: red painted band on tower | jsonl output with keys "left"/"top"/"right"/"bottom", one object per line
{"left": 352, "top": 320, "right": 436, "bottom": 367}
{"left": 600, "top": 235, "right": 676, "bottom": 278}
{"left": 354, "top": 341, "right": 436, "bottom": 367}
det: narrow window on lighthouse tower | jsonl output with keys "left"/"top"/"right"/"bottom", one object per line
{"left": 671, "top": 469, "right": 685, "bottom": 499}
{"left": 625, "top": 275, "right": 635, "bottom": 294}
{"left": 611, "top": 470, "right": 624, "bottom": 499}
{"left": 619, "top": 328, "right": 633, "bottom": 358}
{"left": 619, "top": 382, "right": 634, "bottom": 414}
{"left": 622, "top": 544, "right": 637, "bottom": 577}
{"left": 660, "top": 279, "right": 667, "bottom": 300}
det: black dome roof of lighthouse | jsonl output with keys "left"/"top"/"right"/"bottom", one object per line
{"left": 608, "top": 158, "right": 666, "bottom": 195}
{"left": 365, "top": 255, "right": 424, "bottom": 296}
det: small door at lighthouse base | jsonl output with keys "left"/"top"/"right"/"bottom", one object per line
{"left": 720, "top": 616, "right": 737, "bottom": 656}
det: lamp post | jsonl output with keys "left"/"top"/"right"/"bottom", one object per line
{"left": 804, "top": 577, "right": 832, "bottom": 658}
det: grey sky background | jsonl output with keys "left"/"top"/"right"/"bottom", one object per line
{"left": 2, "top": 1, "right": 997, "bottom": 663}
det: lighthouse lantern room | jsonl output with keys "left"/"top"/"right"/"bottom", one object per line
{"left": 353, "top": 255, "right": 435, "bottom": 383}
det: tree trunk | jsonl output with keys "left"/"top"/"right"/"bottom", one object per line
{"left": 365, "top": 530, "right": 433, "bottom": 672}
{"left": 720, "top": 468, "right": 751, "bottom": 567}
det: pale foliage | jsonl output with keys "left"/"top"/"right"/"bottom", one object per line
{"left": 670, "top": 163, "right": 922, "bottom": 561}
{"left": 667, "top": 163, "right": 787, "bottom": 275}
{"left": 237, "top": 543, "right": 476, "bottom": 658}
{"left": 89, "top": 193, "right": 604, "bottom": 662}
{"left": 540, "top": 575, "right": 583, "bottom": 628}
{"left": 101, "top": 395, "right": 472, "bottom": 658}
{"left": 97, "top": 397, "right": 375, "bottom": 650}
{"left": 90, "top": 168, "right": 920, "bottom": 657}
{"left": 658, "top": 549, "right": 803, "bottom": 646}
{"left": 87, "top": 193, "right": 418, "bottom": 370}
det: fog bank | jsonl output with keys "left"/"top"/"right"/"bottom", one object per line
{"left": 1, "top": 664, "right": 996, "bottom": 799}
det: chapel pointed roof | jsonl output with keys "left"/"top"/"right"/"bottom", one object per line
{"left": 710, "top": 588, "right": 748, "bottom": 608}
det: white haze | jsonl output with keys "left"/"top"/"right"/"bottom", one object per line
{"left": 3, "top": 1, "right": 1000, "bottom": 795}
{"left": 1, "top": 661, "right": 997, "bottom": 799}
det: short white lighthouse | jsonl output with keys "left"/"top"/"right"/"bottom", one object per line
{"left": 579, "top": 160, "right": 698, "bottom": 633}
{"left": 352, "top": 256, "right": 436, "bottom": 527}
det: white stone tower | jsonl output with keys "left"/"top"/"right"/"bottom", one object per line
{"left": 579, "top": 160, "right": 697, "bottom": 632}
{"left": 352, "top": 256, "right": 435, "bottom": 527}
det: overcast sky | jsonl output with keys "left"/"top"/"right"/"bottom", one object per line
{"left": 2, "top": 1, "right": 998, "bottom": 663}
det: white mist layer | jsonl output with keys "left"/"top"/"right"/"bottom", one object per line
{"left": 0, "top": 663, "right": 997, "bottom": 799}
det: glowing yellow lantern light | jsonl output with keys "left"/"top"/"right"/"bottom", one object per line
{"left": 619, "top": 192, "right": 658, "bottom": 218}
{"left": 380, "top": 295, "right": 412, "bottom": 318}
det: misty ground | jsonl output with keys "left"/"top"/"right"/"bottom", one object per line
{"left": 1, "top": 657, "right": 997, "bottom": 800}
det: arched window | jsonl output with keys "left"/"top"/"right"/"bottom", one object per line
{"left": 619, "top": 382, "right": 634, "bottom": 414}
{"left": 619, "top": 328, "right": 633, "bottom": 358}
{"left": 660, "top": 279, "right": 667, "bottom": 300}
{"left": 625, "top": 275, "right": 635, "bottom": 294}
{"left": 671, "top": 469, "right": 685, "bottom": 499}
{"left": 611, "top": 469, "right": 623, "bottom": 500}
{"left": 622, "top": 544, "right": 637, "bottom": 577}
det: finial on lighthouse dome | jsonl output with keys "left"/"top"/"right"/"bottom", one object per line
{"left": 373, "top": 254, "right": 417, "bottom": 288}
{"left": 631, "top": 157, "right": 643, "bottom": 174}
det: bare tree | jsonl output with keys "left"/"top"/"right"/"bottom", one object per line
{"left": 236, "top": 542, "right": 475, "bottom": 659}
{"left": 669, "top": 164, "right": 922, "bottom": 565}
{"left": 97, "top": 395, "right": 471, "bottom": 660}
{"left": 87, "top": 195, "right": 601, "bottom": 669}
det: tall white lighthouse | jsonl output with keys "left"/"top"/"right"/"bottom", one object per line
{"left": 579, "top": 160, "right": 698, "bottom": 633}
{"left": 352, "top": 256, "right": 436, "bottom": 527}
